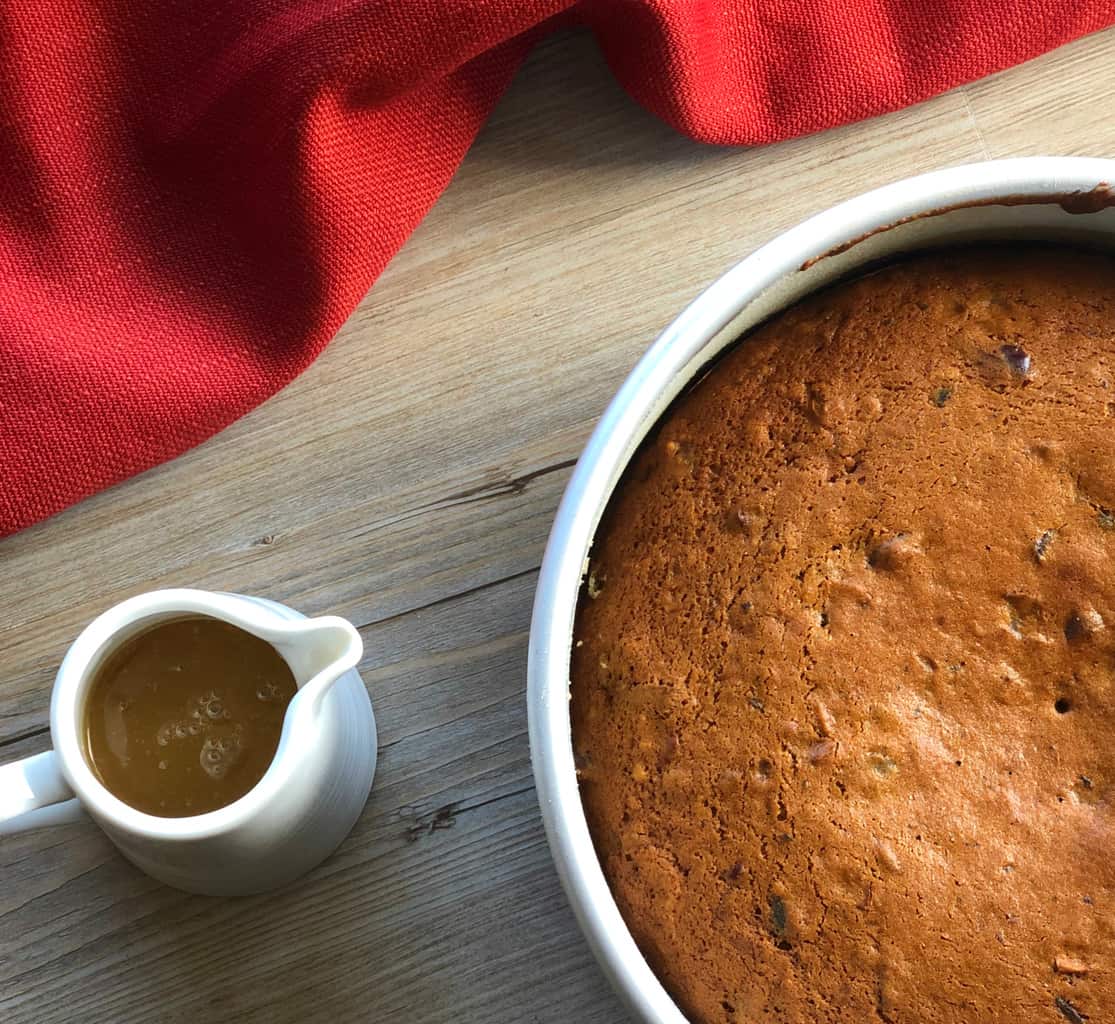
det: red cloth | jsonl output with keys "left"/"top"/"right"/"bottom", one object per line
{"left": 1, "top": 2, "right": 1110, "bottom": 536}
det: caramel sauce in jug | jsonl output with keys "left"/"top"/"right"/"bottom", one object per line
{"left": 82, "top": 616, "right": 297, "bottom": 817}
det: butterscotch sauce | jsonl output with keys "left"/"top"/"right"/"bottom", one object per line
{"left": 82, "top": 616, "right": 297, "bottom": 817}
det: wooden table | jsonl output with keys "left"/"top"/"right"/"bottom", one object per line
{"left": 4, "top": 26, "right": 1115, "bottom": 1024}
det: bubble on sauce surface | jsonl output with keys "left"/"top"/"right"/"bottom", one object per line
{"left": 256, "top": 682, "right": 281, "bottom": 702}
{"left": 199, "top": 734, "right": 243, "bottom": 780}
{"left": 157, "top": 720, "right": 196, "bottom": 745}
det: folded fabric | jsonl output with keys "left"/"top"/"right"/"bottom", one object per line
{"left": 1, "top": 1, "right": 1110, "bottom": 536}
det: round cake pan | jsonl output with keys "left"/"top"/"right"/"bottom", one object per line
{"left": 527, "top": 156, "right": 1115, "bottom": 1023}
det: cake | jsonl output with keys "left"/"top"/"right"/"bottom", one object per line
{"left": 570, "top": 246, "right": 1115, "bottom": 1023}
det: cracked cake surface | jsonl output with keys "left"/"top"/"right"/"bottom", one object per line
{"left": 570, "top": 246, "right": 1115, "bottom": 1023}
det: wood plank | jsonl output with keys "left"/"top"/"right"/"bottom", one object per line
{"left": 0, "top": 571, "right": 624, "bottom": 1024}
{"left": 964, "top": 28, "right": 1115, "bottom": 157}
{"left": 0, "top": 30, "right": 985, "bottom": 740}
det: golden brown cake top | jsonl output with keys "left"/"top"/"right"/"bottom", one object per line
{"left": 571, "top": 246, "right": 1115, "bottom": 1024}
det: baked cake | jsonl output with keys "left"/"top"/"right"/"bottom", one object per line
{"left": 571, "top": 246, "right": 1115, "bottom": 1023}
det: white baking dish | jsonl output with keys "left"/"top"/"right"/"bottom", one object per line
{"left": 527, "top": 157, "right": 1115, "bottom": 1023}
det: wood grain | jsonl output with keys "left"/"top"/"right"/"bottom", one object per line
{"left": 1, "top": 573, "right": 619, "bottom": 1024}
{"left": 2, "top": 23, "right": 1115, "bottom": 1024}
{"left": 964, "top": 30, "right": 1115, "bottom": 158}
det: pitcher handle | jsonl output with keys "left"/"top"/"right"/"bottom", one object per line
{"left": 0, "top": 749, "right": 85, "bottom": 835}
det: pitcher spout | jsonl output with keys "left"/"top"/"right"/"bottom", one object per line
{"left": 284, "top": 617, "right": 364, "bottom": 712}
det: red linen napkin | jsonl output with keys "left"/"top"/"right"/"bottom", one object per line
{"left": 1, "top": 2, "right": 1110, "bottom": 537}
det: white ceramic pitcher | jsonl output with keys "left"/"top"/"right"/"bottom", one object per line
{"left": 0, "top": 589, "right": 377, "bottom": 895}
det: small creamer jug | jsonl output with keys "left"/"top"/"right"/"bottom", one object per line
{"left": 0, "top": 589, "right": 377, "bottom": 895}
